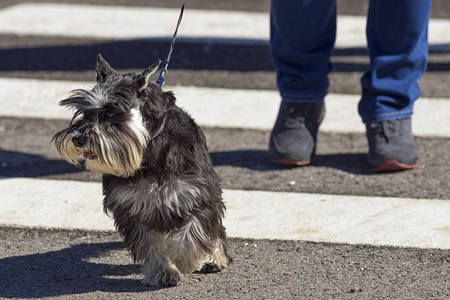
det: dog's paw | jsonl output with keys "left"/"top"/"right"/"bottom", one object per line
{"left": 142, "top": 267, "right": 181, "bottom": 287}
{"left": 199, "top": 261, "right": 225, "bottom": 273}
{"left": 199, "top": 251, "right": 231, "bottom": 273}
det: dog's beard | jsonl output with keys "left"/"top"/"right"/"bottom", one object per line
{"left": 54, "top": 108, "right": 150, "bottom": 177}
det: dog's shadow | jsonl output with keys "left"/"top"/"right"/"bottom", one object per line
{"left": 210, "top": 150, "right": 372, "bottom": 174}
{"left": 0, "top": 239, "right": 170, "bottom": 298}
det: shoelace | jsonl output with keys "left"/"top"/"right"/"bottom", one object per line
{"left": 285, "top": 103, "right": 314, "bottom": 124}
{"left": 370, "top": 120, "right": 400, "bottom": 144}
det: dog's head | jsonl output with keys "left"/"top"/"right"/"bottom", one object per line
{"left": 53, "top": 54, "right": 172, "bottom": 177}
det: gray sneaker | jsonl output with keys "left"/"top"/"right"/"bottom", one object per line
{"left": 366, "top": 118, "right": 419, "bottom": 172}
{"left": 269, "top": 100, "right": 325, "bottom": 166}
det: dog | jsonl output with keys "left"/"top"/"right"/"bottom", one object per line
{"left": 53, "top": 54, "right": 231, "bottom": 286}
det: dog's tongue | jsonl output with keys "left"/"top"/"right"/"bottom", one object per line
{"left": 83, "top": 151, "right": 94, "bottom": 159}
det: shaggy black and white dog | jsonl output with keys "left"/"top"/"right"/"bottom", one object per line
{"left": 53, "top": 54, "right": 231, "bottom": 286}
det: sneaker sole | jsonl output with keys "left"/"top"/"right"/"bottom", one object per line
{"left": 277, "top": 158, "right": 311, "bottom": 166}
{"left": 374, "top": 159, "right": 419, "bottom": 172}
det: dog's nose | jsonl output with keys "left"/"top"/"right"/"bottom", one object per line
{"left": 72, "top": 136, "right": 84, "bottom": 148}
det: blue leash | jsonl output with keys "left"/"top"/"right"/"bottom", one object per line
{"left": 156, "top": 1, "right": 187, "bottom": 87}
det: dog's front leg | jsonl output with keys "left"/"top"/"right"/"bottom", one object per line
{"left": 124, "top": 227, "right": 181, "bottom": 286}
{"left": 200, "top": 226, "right": 231, "bottom": 273}
{"left": 166, "top": 216, "right": 214, "bottom": 274}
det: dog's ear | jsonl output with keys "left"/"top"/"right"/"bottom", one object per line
{"left": 96, "top": 54, "right": 115, "bottom": 83}
{"left": 137, "top": 60, "right": 162, "bottom": 91}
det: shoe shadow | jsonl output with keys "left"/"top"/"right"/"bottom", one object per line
{"left": 211, "top": 150, "right": 280, "bottom": 171}
{"left": 0, "top": 237, "right": 172, "bottom": 298}
{"left": 313, "top": 153, "right": 372, "bottom": 175}
{"left": 211, "top": 150, "right": 372, "bottom": 174}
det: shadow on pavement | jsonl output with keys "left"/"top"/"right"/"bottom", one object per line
{"left": 211, "top": 150, "right": 373, "bottom": 174}
{"left": 1, "top": 37, "right": 449, "bottom": 73}
{"left": 0, "top": 148, "right": 373, "bottom": 179}
{"left": 0, "top": 150, "right": 83, "bottom": 178}
{"left": 0, "top": 241, "right": 171, "bottom": 298}
{"left": 0, "top": 37, "right": 274, "bottom": 72}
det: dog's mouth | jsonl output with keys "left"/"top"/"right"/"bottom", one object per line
{"left": 83, "top": 151, "right": 96, "bottom": 160}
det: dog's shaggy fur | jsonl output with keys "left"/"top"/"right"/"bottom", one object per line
{"left": 53, "top": 54, "right": 231, "bottom": 286}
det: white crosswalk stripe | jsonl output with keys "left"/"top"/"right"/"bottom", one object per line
{"left": 1, "top": 178, "right": 449, "bottom": 249}
{"left": 1, "top": 77, "right": 449, "bottom": 137}
{"left": 1, "top": 3, "right": 450, "bottom": 47}
{"left": 0, "top": 2, "right": 448, "bottom": 250}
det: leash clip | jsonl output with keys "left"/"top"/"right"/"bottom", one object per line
{"left": 156, "top": 61, "right": 169, "bottom": 87}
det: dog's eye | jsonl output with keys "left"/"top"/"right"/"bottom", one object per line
{"left": 105, "top": 112, "right": 115, "bottom": 118}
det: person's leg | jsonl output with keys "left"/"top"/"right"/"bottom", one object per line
{"left": 270, "top": 0, "right": 336, "bottom": 102}
{"left": 269, "top": 0, "right": 336, "bottom": 165}
{"left": 360, "top": 0, "right": 431, "bottom": 123}
{"left": 360, "top": 0, "right": 431, "bottom": 171}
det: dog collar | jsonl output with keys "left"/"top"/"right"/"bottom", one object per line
{"left": 149, "top": 116, "right": 167, "bottom": 140}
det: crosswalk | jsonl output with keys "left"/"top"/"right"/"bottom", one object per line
{"left": 0, "top": 1, "right": 449, "bottom": 252}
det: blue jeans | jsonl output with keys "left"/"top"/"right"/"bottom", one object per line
{"left": 270, "top": 0, "right": 431, "bottom": 124}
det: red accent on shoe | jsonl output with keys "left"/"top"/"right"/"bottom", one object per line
{"left": 375, "top": 159, "right": 418, "bottom": 172}
{"left": 277, "top": 158, "right": 311, "bottom": 166}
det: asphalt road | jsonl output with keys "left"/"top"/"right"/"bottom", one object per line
{"left": 1, "top": 227, "right": 449, "bottom": 299}
{"left": 0, "top": 0, "right": 449, "bottom": 299}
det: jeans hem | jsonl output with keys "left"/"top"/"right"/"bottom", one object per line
{"left": 279, "top": 90, "right": 328, "bottom": 103}
{"left": 362, "top": 111, "right": 413, "bottom": 124}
